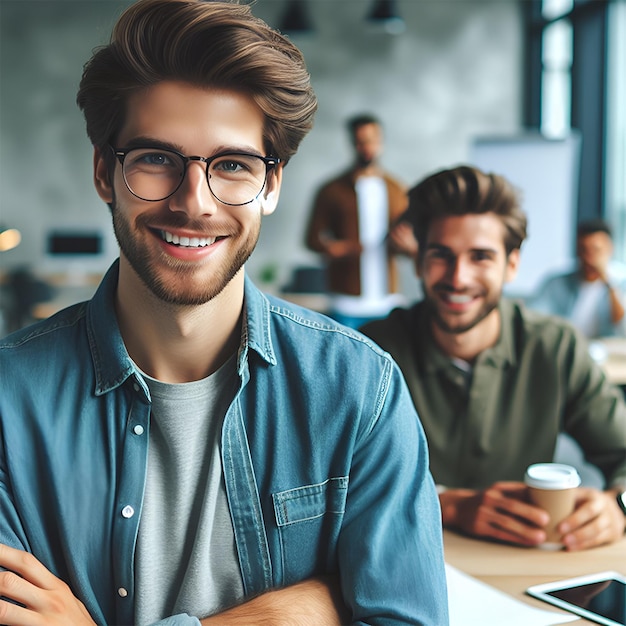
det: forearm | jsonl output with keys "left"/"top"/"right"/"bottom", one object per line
{"left": 606, "top": 283, "right": 625, "bottom": 324}
{"left": 200, "top": 576, "right": 348, "bottom": 626}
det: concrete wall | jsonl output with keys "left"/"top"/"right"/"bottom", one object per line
{"left": 0, "top": 0, "right": 523, "bottom": 296}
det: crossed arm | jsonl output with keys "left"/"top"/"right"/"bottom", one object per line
{"left": 440, "top": 482, "right": 626, "bottom": 550}
{"left": 0, "top": 545, "right": 346, "bottom": 626}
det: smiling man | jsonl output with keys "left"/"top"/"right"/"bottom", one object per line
{"left": 0, "top": 1, "right": 447, "bottom": 625}
{"left": 360, "top": 165, "right": 626, "bottom": 551}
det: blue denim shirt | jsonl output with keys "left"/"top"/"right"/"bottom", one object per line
{"left": 0, "top": 261, "right": 448, "bottom": 626}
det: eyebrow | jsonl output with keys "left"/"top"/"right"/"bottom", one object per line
{"left": 118, "top": 136, "right": 265, "bottom": 157}
{"left": 426, "top": 244, "right": 499, "bottom": 256}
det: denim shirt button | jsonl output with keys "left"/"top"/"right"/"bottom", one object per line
{"left": 117, "top": 587, "right": 128, "bottom": 598}
{"left": 121, "top": 505, "right": 135, "bottom": 518}
{"left": 133, "top": 383, "right": 140, "bottom": 392}
{"left": 133, "top": 425, "right": 144, "bottom": 436}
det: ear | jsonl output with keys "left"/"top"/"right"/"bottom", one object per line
{"left": 504, "top": 248, "right": 520, "bottom": 283}
{"left": 260, "top": 163, "right": 283, "bottom": 216}
{"left": 93, "top": 146, "right": 114, "bottom": 203}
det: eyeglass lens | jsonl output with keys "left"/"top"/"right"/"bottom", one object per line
{"left": 121, "top": 148, "right": 269, "bottom": 205}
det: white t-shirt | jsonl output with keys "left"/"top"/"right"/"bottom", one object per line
{"left": 332, "top": 176, "right": 405, "bottom": 317}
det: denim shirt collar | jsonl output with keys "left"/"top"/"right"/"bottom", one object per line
{"left": 86, "top": 260, "right": 276, "bottom": 396}
{"left": 241, "top": 275, "right": 277, "bottom": 368}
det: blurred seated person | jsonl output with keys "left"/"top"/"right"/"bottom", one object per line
{"left": 528, "top": 219, "right": 626, "bottom": 338}
{"left": 304, "top": 114, "right": 409, "bottom": 328}
{"left": 360, "top": 165, "right": 626, "bottom": 551}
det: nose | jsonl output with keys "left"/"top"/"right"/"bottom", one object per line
{"left": 447, "top": 257, "right": 472, "bottom": 288}
{"left": 168, "top": 160, "right": 218, "bottom": 218}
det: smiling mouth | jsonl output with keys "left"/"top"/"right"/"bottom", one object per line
{"left": 445, "top": 293, "right": 475, "bottom": 304}
{"left": 160, "top": 230, "right": 224, "bottom": 248}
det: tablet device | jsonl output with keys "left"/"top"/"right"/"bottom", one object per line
{"left": 527, "top": 571, "right": 626, "bottom": 626}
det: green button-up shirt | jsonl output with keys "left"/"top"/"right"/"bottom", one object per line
{"left": 361, "top": 298, "right": 626, "bottom": 490}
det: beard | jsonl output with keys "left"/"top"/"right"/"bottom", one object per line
{"left": 423, "top": 285, "right": 501, "bottom": 335}
{"left": 110, "top": 195, "right": 261, "bottom": 306}
{"left": 356, "top": 154, "right": 375, "bottom": 168}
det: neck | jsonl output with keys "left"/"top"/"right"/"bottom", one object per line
{"left": 431, "top": 308, "right": 501, "bottom": 363}
{"left": 115, "top": 261, "right": 243, "bottom": 383}
{"left": 581, "top": 267, "right": 602, "bottom": 282}
{"left": 354, "top": 162, "right": 382, "bottom": 178}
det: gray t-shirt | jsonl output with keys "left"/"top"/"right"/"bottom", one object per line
{"left": 134, "top": 356, "right": 244, "bottom": 625}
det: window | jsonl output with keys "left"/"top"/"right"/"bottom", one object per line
{"left": 605, "top": 0, "right": 626, "bottom": 262}
{"left": 527, "top": 0, "right": 625, "bottom": 262}
{"left": 540, "top": 0, "right": 573, "bottom": 138}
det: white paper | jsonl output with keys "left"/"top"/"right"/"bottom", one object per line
{"left": 446, "top": 564, "right": 580, "bottom": 626}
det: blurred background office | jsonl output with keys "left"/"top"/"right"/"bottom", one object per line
{"left": 1, "top": 0, "right": 625, "bottom": 334}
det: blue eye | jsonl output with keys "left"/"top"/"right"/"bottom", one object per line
{"left": 145, "top": 153, "right": 167, "bottom": 165}
{"left": 138, "top": 152, "right": 174, "bottom": 167}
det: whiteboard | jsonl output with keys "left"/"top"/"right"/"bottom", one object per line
{"left": 468, "top": 132, "right": 581, "bottom": 297}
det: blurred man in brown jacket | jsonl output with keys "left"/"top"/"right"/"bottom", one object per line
{"left": 305, "top": 114, "right": 409, "bottom": 328}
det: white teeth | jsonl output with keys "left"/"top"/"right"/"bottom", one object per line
{"left": 161, "top": 230, "right": 216, "bottom": 248}
{"left": 448, "top": 294, "right": 473, "bottom": 304}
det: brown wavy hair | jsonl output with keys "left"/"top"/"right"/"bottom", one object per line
{"left": 405, "top": 165, "right": 528, "bottom": 259}
{"left": 76, "top": 0, "right": 317, "bottom": 165}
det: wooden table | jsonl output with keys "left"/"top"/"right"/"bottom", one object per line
{"left": 444, "top": 529, "right": 626, "bottom": 624}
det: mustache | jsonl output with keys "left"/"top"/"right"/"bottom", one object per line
{"left": 433, "top": 283, "right": 470, "bottom": 293}
{"left": 432, "top": 283, "right": 485, "bottom": 298}
{"left": 135, "top": 212, "right": 236, "bottom": 235}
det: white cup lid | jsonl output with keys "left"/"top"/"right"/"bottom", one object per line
{"left": 524, "top": 463, "right": 581, "bottom": 490}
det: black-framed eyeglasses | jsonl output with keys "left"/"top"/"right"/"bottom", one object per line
{"left": 111, "top": 146, "right": 280, "bottom": 206}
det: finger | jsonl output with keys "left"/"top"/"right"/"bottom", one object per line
{"left": 489, "top": 482, "right": 536, "bottom": 502}
{"left": 483, "top": 491, "right": 550, "bottom": 528}
{"left": 0, "top": 545, "right": 53, "bottom": 590}
{"left": 0, "top": 556, "right": 94, "bottom": 626}
{"left": 0, "top": 570, "right": 39, "bottom": 615}
{"left": 489, "top": 526, "right": 542, "bottom": 546}
{"left": 563, "top": 520, "right": 613, "bottom": 551}
{"left": 473, "top": 505, "right": 546, "bottom": 546}
{"left": 0, "top": 598, "right": 40, "bottom": 626}
{"left": 561, "top": 496, "right": 622, "bottom": 551}
{"left": 475, "top": 515, "right": 545, "bottom": 546}
{"left": 491, "top": 481, "right": 528, "bottom": 492}
{"left": 559, "top": 491, "right": 604, "bottom": 533}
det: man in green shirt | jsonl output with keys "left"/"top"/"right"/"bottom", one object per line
{"left": 361, "top": 165, "right": 626, "bottom": 551}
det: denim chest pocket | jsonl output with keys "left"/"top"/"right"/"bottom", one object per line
{"left": 272, "top": 476, "right": 348, "bottom": 584}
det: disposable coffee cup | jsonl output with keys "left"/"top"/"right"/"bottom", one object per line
{"left": 524, "top": 463, "right": 581, "bottom": 550}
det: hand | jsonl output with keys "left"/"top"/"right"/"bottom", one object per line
{"left": 440, "top": 482, "right": 550, "bottom": 547}
{"left": 324, "top": 240, "right": 361, "bottom": 260}
{"left": 387, "top": 221, "right": 418, "bottom": 257}
{"left": 558, "top": 488, "right": 626, "bottom": 551}
{"left": 578, "top": 242, "right": 611, "bottom": 283}
{"left": 0, "top": 544, "right": 95, "bottom": 626}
